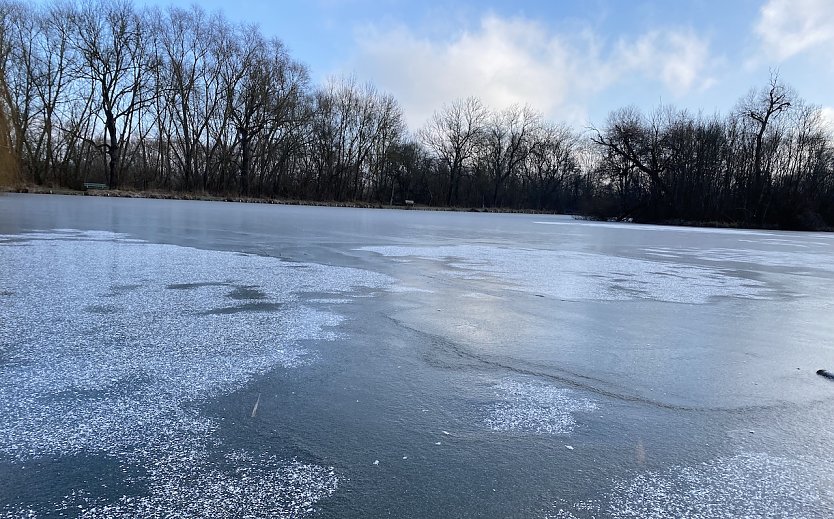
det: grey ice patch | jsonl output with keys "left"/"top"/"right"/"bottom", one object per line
{"left": 553, "top": 453, "right": 834, "bottom": 518}
{"left": 84, "top": 304, "right": 121, "bottom": 315}
{"left": 0, "top": 230, "right": 393, "bottom": 515}
{"left": 226, "top": 285, "right": 268, "bottom": 300}
{"left": 360, "top": 245, "right": 771, "bottom": 304}
{"left": 109, "top": 283, "right": 142, "bottom": 293}
{"left": 485, "top": 379, "right": 597, "bottom": 435}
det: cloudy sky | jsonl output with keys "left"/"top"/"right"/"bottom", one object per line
{"left": 147, "top": 0, "right": 834, "bottom": 131}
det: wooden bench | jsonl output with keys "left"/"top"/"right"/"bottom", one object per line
{"left": 83, "top": 182, "right": 108, "bottom": 190}
{"left": 404, "top": 199, "right": 415, "bottom": 206}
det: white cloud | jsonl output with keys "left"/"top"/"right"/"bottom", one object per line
{"left": 348, "top": 15, "right": 716, "bottom": 129}
{"left": 755, "top": 0, "right": 834, "bottom": 61}
{"left": 617, "top": 30, "right": 715, "bottom": 93}
{"left": 819, "top": 106, "right": 834, "bottom": 132}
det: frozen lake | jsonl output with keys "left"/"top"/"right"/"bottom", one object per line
{"left": 1, "top": 193, "right": 834, "bottom": 518}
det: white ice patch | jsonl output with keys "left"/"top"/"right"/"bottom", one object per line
{"left": 360, "top": 245, "right": 770, "bottom": 304}
{"left": 485, "top": 379, "right": 597, "bottom": 435}
{"left": 551, "top": 453, "right": 834, "bottom": 518}
{"left": 308, "top": 298, "right": 353, "bottom": 304}
{"left": 691, "top": 247, "right": 834, "bottom": 273}
{"left": 385, "top": 285, "right": 435, "bottom": 294}
{"left": 533, "top": 220, "right": 780, "bottom": 236}
{"left": 15, "top": 450, "right": 340, "bottom": 518}
{"left": 0, "top": 230, "right": 392, "bottom": 516}
{"left": 85, "top": 453, "right": 338, "bottom": 518}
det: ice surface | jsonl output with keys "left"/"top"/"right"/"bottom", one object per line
{"left": 0, "top": 230, "right": 392, "bottom": 516}
{"left": 12, "top": 450, "right": 339, "bottom": 518}
{"left": 532, "top": 220, "right": 780, "bottom": 236}
{"left": 384, "top": 285, "right": 435, "bottom": 294}
{"left": 360, "top": 245, "right": 771, "bottom": 304}
{"left": 691, "top": 247, "right": 834, "bottom": 272}
{"left": 308, "top": 298, "right": 353, "bottom": 304}
{"left": 549, "top": 453, "right": 834, "bottom": 518}
{"left": 485, "top": 379, "right": 597, "bottom": 435}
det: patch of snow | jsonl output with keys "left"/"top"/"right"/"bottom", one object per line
{"left": 0, "top": 230, "right": 393, "bottom": 516}
{"left": 485, "top": 379, "right": 597, "bottom": 435}
{"left": 550, "top": 453, "right": 834, "bottom": 518}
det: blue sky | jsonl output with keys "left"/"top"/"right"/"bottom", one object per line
{"left": 141, "top": 0, "right": 834, "bottom": 131}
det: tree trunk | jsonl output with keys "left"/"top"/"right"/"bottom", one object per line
{"left": 105, "top": 110, "right": 119, "bottom": 188}
{"left": 239, "top": 127, "right": 249, "bottom": 196}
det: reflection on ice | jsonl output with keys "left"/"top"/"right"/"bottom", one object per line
{"left": 361, "top": 245, "right": 771, "bottom": 303}
{"left": 485, "top": 379, "right": 597, "bottom": 435}
{"left": 0, "top": 230, "right": 391, "bottom": 516}
{"left": 532, "top": 220, "right": 780, "bottom": 236}
{"left": 692, "top": 247, "right": 834, "bottom": 272}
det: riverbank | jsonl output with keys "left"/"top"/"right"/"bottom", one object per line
{"left": 0, "top": 185, "right": 557, "bottom": 214}
{"left": 2, "top": 185, "right": 830, "bottom": 231}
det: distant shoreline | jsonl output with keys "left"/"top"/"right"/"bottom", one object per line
{"left": 3, "top": 186, "right": 830, "bottom": 232}
{"left": 0, "top": 185, "right": 550, "bottom": 214}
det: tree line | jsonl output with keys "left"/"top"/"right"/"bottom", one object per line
{"left": 1, "top": 0, "right": 833, "bottom": 229}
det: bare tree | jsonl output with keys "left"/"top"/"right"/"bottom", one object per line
{"left": 736, "top": 73, "right": 794, "bottom": 221}
{"left": 217, "top": 28, "right": 308, "bottom": 196}
{"left": 69, "top": 0, "right": 157, "bottom": 188}
{"left": 0, "top": 72, "right": 18, "bottom": 184}
{"left": 419, "top": 97, "right": 487, "bottom": 206}
{"left": 152, "top": 5, "right": 218, "bottom": 189}
{"left": 482, "top": 104, "right": 540, "bottom": 207}
{"left": 247, "top": 39, "right": 309, "bottom": 197}
{"left": 26, "top": 2, "right": 76, "bottom": 184}
{"left": 592, "top": 106, "right": 669, "bottom": 197}
{"left": 307, "top": 76, "right": 403, "bottom": 201}
{"left": 0, "top": 1, "right": 20, "bottom": 184}
{"left": 0, "top": 0, "right": 39, "bottom": 181}
{"left": 523, "top": 122, "right": 577, "bottom": 210}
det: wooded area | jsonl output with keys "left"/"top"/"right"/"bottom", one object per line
{"left": 2, "top": 0, "right": 833, "bottom": 229}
